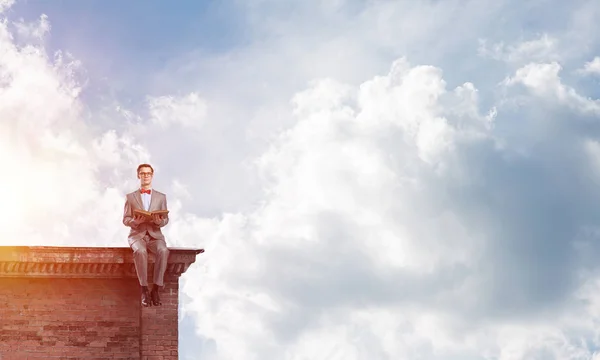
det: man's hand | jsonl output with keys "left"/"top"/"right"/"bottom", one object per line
{"left": 132, "top": 215, "right": 146, "bottom": 226}
{"left": 152, "top": 214, "right": 163, "bottom": 225}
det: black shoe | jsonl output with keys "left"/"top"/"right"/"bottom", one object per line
{"left": 141, "top": 287, "right": 151, "bottom": 307}
{"left": 151, "top": 286, "right": 162, "bottom": 306}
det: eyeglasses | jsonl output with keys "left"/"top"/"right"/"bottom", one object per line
{"left": 139, "top": 172, "right": 153, "bottom": 176}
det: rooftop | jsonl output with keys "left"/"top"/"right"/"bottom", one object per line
{"left": 0, "top": 246, "right": 204, "bottom": 278}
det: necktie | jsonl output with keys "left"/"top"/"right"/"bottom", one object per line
{"left": 141, "top": 189, "right": 151, "bottom": 194}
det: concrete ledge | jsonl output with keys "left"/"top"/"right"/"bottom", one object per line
{"left": 0, "top": 246, "right": 204, "bottom": 279}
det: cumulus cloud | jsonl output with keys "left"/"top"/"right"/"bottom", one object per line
{"left": 181, "top": 40, "right": 600, "bottom": 360}
{"left": 0, "top": 13, "right": 99, "bottom": 244}
{"left": 504, "top": 62, "right": 600, "bottom": 114}
{"left": 579, "top": 57, "right": 600, "bottom": 76}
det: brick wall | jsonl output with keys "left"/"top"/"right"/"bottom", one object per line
{"left": 0, "top": 246, "right": 203, "bottom": 360}
{"left": 140, "top": 277, "right": 179, "bottom": 359}
{"left": 0, "top": 277, "right": 140, "bottom": 359}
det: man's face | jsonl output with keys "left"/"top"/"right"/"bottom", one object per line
{"left": 138, "top": 167, "right": 153, "bottom": 186}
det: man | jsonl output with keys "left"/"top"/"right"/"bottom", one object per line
{"left": 123, "top": 163, "right": 170, "bottom": 307}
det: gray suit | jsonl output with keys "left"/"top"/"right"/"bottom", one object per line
{"left": 123, "top": 189, "right": 170, "bottom": 287}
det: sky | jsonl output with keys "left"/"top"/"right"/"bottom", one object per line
{"left": 2, "top": 0, "right": 600, "bottom": 359}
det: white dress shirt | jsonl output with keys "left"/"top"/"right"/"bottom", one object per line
{"left": 141, "top": 189, "right": 152, "bottom": 211}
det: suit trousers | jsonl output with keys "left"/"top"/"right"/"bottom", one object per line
{"left": 131, "top": 234, "right": 169, "bottom": 287}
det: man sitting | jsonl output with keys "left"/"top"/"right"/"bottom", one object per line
{"left": 122, "top": 163, "right": 170, "bottom": 307}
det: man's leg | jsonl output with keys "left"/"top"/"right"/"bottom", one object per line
{"left": 150, "top": 239, "right": 169, "bottom": 286}
{"left": 131, "top": 239, "right": 149, "bottom": 286}
{"left": 131, "top": 239, "right": 151, "bottom": 306}
{"left": 147, "top": 238, "right": 169, "bottom": 305}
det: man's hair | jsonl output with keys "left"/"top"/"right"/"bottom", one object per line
{"left": 137, "top": 163, "right": 154, "bottom": 174}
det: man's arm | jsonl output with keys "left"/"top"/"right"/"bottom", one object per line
{"left": 123, "top": 196, "right": 141, "bottom": 228}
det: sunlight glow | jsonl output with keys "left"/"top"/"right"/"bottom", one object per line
{"left": 0, "top": 136, "right": 59, "bottom": 244}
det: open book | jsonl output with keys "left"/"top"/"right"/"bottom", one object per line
{"left": 133, "top": 209, "right": 169, "bottom": 219}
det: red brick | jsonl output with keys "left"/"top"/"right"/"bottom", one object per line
{"left": 0, "top": 246, "right": 203, "bottom": 360}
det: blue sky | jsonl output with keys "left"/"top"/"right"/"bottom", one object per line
{"left": 2, "top": 0, "right": 600, "bottom": 359}
{"left": 8, "top": 0, "right": 247, "bottom": 107}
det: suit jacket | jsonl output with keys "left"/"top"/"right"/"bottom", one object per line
{"left": 123, "top": 189, "right": 169, "bottom": 246}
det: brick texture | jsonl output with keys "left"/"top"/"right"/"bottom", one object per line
{"left": 140, "top": 276, "right": 180, "bottom": 359}
{"left": 0, "top": 246, "right": 201, "bottom": 360}
{"left": 0, "top": 278, "right": 140, "bottom": 359}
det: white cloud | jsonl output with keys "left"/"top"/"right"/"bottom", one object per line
{"left": 13, "top": 14, "right": 50, "bottom": 41}
{"left": 148, "top": 92, "right": 208, "bottom": 129}
{"left": 504, "top": 62, "right": 600, "bottom": 114}
{"left": 179, "top": 50, "right": 600, "bottom": 358}
{"left": 479, "top": 34, "right": 561, "bottom": 65}
{"left": 0, "top": 0, "right": 13, "bottom": 13}
{"left": 579, "top": 56, "right": 600, "bottom": 76}
{"left": 0, "top": 14, "right": 96, "bottom": 244}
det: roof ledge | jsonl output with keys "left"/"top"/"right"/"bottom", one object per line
{"left": 0, "top": 246, "right": 204, "bottom": 279}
